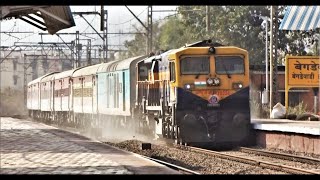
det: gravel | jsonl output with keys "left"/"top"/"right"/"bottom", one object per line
{"left": 105, "top": 140, "right": 289, "bottom": 174}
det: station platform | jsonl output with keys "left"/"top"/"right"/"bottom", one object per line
{"left": 251, "top": 118, "right": 320, "bottom": 155}
{"left": 251, "top": 118, "right": 320, "bottom": 136}
{"left": 0, "top": 117, "right": 180, "bottom": 174}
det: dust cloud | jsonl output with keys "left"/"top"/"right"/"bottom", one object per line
{"left": 0, "top": 88, "right": 26, "bottom": 117}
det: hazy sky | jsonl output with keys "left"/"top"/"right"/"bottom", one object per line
{"left": 0, "top": 6, "right": 177, "bottom": 48}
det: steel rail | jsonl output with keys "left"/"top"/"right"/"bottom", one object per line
{"left": 140, "top": 155, "right": 201, "bottom": 175}
{"left": 188, "top": 146, "right": 320, "bottom": 175}
{"left": 239, "top": 147, "right": 320, "bottom": 164}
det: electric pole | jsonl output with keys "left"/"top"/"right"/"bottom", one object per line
{"left": 147, "top": 6, "right": 153, "bottom": 55}
{"left": 273, "top": 6, "right": 279, "bottom": 105}
{"left": 103, "top": 10, "right": 108, "bottom": 62}
{"left": 269, "top": 6, "right": 279, "bottom": 116}
{"left": 76, "top": 30, "right": 80, "bottom": 68}
{"left": 87, "top": 39, "right": 91, "bottom": 66}
{"left": 269, "top": 6, "right": 274, "bottom": 116}
{"left": 125, "top": 5, "right": 153, "bottom": 55}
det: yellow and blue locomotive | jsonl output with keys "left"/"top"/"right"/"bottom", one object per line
{"left": 136, "top": 40, "right": 252, "bottom": 146}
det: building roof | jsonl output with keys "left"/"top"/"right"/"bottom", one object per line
{"left": 279, "top": 6, "right": 320, "bottom": 31}
{"left": 0, "top": 6, "right": 75, "bottom": 34}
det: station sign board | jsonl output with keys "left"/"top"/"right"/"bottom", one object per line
{"left": 286, "top": 56, "right": 319, "bottom": 87}
{"left": 285, "top": 55, "right": 320, "bottom": 110}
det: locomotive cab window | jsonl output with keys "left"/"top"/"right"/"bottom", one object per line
{"left": 180, "top": 56, "right": 210, "bottom": 75}
{"left": 169, "top": 61, "right": 176, "bottom": 82}
{"left": 215, "top": 56, "right": 244, "bottom": 74}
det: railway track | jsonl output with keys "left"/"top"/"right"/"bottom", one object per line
{"left": 186, "top": 146, "right": 320, "bottom": 175}
{"left": 140, "top": 155, "right": 201, "bottom": 175}
{"left": 238, "top": 147, "right": 320, "bottom": 165}
{"left": 26, "top": 117, "right": 320, "bottom": 175}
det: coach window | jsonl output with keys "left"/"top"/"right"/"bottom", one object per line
{"left": 169, "top": 62, "right": 176, "bottom": 82}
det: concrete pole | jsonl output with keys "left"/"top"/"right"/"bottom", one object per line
{"left": 24, "top": 54, "right": 27, "bottom": 113}
{"left": 147, "top": 6, "right": 153, "bottom": 55}
{"left": 265, "top": 17, "right": 269, "bottom": 104}
{"left": 104, "top": 10, "right": 108, "bottom": 62}
{"left": 76, "top": 31, "right": 80, "bottom": 68}
{"left": 269, "top": 6, "right": 274, "bottom": 117}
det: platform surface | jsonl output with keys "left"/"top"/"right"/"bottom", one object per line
{"left": 0, "top": 117, "right": 180, "bottom": 174}
{"left": 251, "top": 118, "right": 320, "bottom": 136}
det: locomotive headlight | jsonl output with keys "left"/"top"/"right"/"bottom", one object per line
{"left": 206, "top": 78, "right": 214, "bottom": 85}
{"left": 208, "top": 46, "right": 215, "bottom": 54}
{"left": 232, "top": 82, "right": 243, "bottom": 89}
{"left": 184, "top": 83, "right": 194, "bottom": 90}
{"left": 213, "top": 77, "right": 220, "bottom": 86}
{"left": 207, "top": 77, "right": 220, "bottom": 86}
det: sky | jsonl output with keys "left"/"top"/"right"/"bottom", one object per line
{"left": 0, "top": 6, "right": 178, "bottom": 49}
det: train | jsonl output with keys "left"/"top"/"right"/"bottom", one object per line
{"left": 27, "top": 39, "right": 253, "bottom": 147}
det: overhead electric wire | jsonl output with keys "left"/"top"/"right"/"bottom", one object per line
{"left": 109, "top": 7, "right": 148, "bottom": 26}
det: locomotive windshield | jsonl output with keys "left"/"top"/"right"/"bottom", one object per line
{"left": 180, "top": 56, "right": 210, "bottom": 75}
{"left": 215, "top": 56, "right": 244, "bottom": 74}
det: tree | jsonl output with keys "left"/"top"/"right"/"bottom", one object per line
{"left": 177, "top": 6, "right": 267, "bottom": 65}
{"left": 158, "top": 16, "right": 197, "bottom": 50}
{"left": 123, "top": 6, "right": 316, "bottom": 64}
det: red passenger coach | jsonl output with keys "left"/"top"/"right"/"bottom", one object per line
{"left": 53, "top": 68, "right": 82, "bottom": 125}
{"left": 72, "top": 64, "right": 101, "bottom": 128}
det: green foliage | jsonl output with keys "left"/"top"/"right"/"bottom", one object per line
{"left": 178, "top": 6, "right": 267, "bottom": 65}
{"left": 123, "top": 6, "right": 317, "bottom": 65}
{"left": 250, "top": 98, "right": 269, "bottom": 118}
{"left": 287, "top": 101, "right": 309, "bottom": 115}
{"left": 158, "top": 17, "right": 197, "bottom": 50}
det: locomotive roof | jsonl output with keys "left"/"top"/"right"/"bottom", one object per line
{"left": 142, "top": 50, "right": 175, "bottom": 64}
{"left": 96, "top": 55, "right": 146, "bottom": 73}
{"left": 167, "top": 46, "right": 247, "bottom": 58}
{"left": 28, "top": 72, "right": 59, "bottom": 86}
{"left": 72, "top": 63, "right": 103, "bottom": 77}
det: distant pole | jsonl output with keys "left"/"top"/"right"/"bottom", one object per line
{"left": 87, "top": 39, "right": 91, "bottom": 66}
{"left": 147, "top": 6, "right": 153, "bottom": 54}
{"left": 269, "top": 6, "right": 274, "bottom": 117}
{"left": 100, "top": 6, "right": 104, "bottom": 31}
{"left": 104, "top": 10, "right": 108, "bottom": 62}
{"left": 71, "top": 41, "right": 75, "bottom": 68}
{"left": 313, "top": 88, "right": 319, "bottom": 114}
{"left": 76, "top": 31, "right": 80, "bottom": 68}
{"left": 101, "top": 6, "right": 105, "bottom": 63}
{"left": 23, "top": 54, "right": 27, "bottom": 113}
